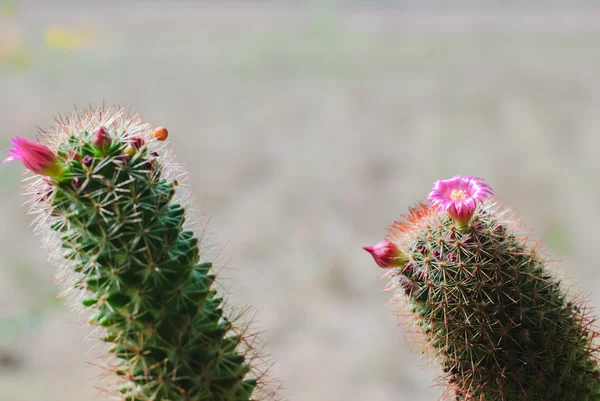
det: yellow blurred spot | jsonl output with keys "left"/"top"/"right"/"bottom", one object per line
{"left": 44, "top": 26, "right": 94, "bottom": 51}
{"left": 0, "top": 34, "right": 30, "bottom": 70}
{"left": 7, "top": 45, "right": 30, "bottom": 69}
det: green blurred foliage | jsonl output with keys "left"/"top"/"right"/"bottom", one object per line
{"left": 0, "top": 259, "right": 61, "bottom": 347}
{"left": 0, "top": 0, "right": 30, "bottom": 71}
{"left": 0, "top": 168, "right": 17, "bottom": 190}
{"left": 0, "top": 0, "right": 15, "bottom": 17}
{"left": 0, "top": 166, "right": 61, "bottom": 348}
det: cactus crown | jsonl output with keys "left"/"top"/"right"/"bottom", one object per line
{"left": 21, "top": 106, "right": 280, "bottom": 401}
{"left": 368, "top": 178, "right": 600, "bottom": 401}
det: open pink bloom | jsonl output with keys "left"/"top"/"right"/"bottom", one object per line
{"left": 363, "top": 240, "right": 405, "bottom": 268}
{"left": 427, "top": 175, "right": 493, "bottom": 227}
{"left": 4, "top": 137, "right": 63, "bottom": 178}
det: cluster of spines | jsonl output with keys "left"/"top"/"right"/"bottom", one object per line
{"left": 384, "top": 203, "right": 600, "bottom": 401}
{"left": 23, "top": 106, "right": 280, "bottom": 401}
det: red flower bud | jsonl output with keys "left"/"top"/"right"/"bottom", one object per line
{"left": 363, "top": 240, "right": 405, "bottom": 268}
{"left": 92, "top": 126, "right": 110, "bottom": 148}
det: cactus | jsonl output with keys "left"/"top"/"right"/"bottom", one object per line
{"left": 5, "top": 106, "right": 280, "bottom": 401}
{"left": 364, "top": 175, "right": 600, "bottom": 401}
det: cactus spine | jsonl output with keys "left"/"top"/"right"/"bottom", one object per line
{"left": 365, "top": 176, "right": 600, "bottom": 401}
{"left": 15, "top": 106, "right": 279, "bottom": 401}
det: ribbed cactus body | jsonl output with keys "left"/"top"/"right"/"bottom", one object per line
{"left": 19, "top": 107, "right": 276, "bottom": 401}
{"left": 376, "top": 198, "right": 600, "bottom": 401}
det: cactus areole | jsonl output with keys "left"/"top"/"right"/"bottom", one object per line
{"left": 365, "top": 176, "right": 600, "bottom": 401}
{"left": 7, "top": 106, "right": 280, "bottom": 401}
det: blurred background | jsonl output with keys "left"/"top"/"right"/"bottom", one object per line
{"left": 1, "top": 1, "right": 600, "bottom": 400}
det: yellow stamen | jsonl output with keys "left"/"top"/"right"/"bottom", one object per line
{"left": 450, "top": 189, "right": 467, "bottom": 201}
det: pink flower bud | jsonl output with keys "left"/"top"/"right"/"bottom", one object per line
{"left": 82, "top": 155, "right": 93, "bottom": 167}
{"left": 4, "top": 137, "right": 63, "bottom": 178}
{"left": 124, "top": 137, "right": 145, "bottom": 157}
{"left": 72, "top": 177, "right": 82, "bottom": 189}
{"left": 92, "top": 126, "right": 110, "bottom": 148}
{"left": 128, "top": 137, "right": 144, "bottom": 150}
{"left": 363, "top": 240, "right": 405, "bottom": 268}
{"left": 67, "top": 149, "right": 81, "bottom": 162}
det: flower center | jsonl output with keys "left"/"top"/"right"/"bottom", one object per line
{"left": 450, "top": 189, "right": 468, "bottom": 201}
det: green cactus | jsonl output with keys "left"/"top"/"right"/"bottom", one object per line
{"left": 9, "top": 106, "right": 279, "bottom": 401}
{"left": 365, "top": 176, "right": 600, "bottom": 401}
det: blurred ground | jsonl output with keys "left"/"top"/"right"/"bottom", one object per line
{"left": 1, "top": 2, "right": 600, "bottom": 401}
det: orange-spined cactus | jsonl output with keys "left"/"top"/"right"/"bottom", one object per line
{"left": 365, "top": 175, "right": 600, "bottom": 401}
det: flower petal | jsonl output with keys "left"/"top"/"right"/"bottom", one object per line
{"left": 427, "top": 175, "right": 494, "bottom": 226}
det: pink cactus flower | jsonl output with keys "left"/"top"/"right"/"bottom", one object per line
{"left": 4, "top": 137, "right": 63, "bottom": 178}
{"left": 427, "top": 175, "right": 493, "bottom": 228}
{"left": 363, "top": 240, "right": 405, "bottom": 268}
